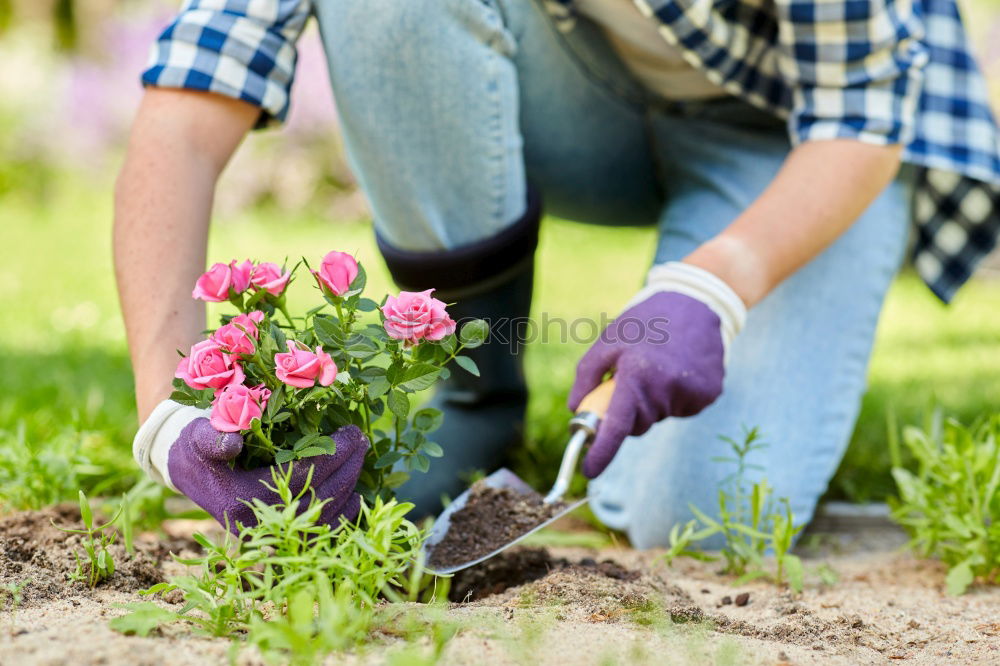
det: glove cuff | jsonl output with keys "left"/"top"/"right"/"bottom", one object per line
{"left": 627, "top": 261, "right": 747, "bottom": 355}
{"left": 132, "top": 400, "right": 209, "bottom": 491}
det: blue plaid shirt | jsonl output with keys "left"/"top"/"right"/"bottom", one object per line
{"left": 143, "top": 0, "right": 1000, "bottom": 302}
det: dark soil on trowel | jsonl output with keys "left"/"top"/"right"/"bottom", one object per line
{"left": 0, "top": 505, "right": 190, "bottom": 608}
{"left": 427, "top": 482, "right": 565, "bottom": 570}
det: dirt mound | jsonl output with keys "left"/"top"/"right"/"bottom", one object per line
{"left": 0, "top": 506, "right": 184, "bottom": 608}
{"left": 447, "top": 547, "right": 898, "bottom": 656}
{"left": 448, "top": 547, "right": 705, "bottom": 625}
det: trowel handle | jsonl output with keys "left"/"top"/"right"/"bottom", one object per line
{"left": 576, "top": 378, "right": 617, "bottom": 418}
{"left": 543, "top": 379, "right": 617, "bottom": 504}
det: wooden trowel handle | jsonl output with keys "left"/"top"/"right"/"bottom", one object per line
{"left": 576, "top": 378, "right": 616, "bottom": 418}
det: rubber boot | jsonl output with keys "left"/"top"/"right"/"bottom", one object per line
{"left": 377, "top": 192, "right": 541, "bottom": 517}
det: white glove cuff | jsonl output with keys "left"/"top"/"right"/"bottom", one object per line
{"left": 626, "top": 261, "right": 747, "bottom": 357}
{"left": 132, "top": 400, "right": 210, "bottom": 491}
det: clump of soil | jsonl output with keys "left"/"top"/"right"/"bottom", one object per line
{"left": 427, "top": 482, "right": 565, "bottom": 569}
{"left": 0, "top": 505, "right": 182, "bottom": 608}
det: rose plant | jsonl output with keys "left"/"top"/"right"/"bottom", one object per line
{"left": 169, "top": 250, "right": 488, "bottom": 501}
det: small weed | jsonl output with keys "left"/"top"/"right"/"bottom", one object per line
{"left": 0, "top": 581, "right": 27, "bottom": 612}
{"left": 662, "top": 428, "right": 807, "bottom": 592}
{"left": 53, "top": 490, "right": 123, "bottom": 588}
{"left": 112, "top": 462, "right": 444, "bottom": 664}
{"left": 888, "top": 411, "right": 1000, "bottom": 594}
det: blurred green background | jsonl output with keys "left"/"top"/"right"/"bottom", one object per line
{"left": 1, "top": 0, "right": 999, "bottom": 511}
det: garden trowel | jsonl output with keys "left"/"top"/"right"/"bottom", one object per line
{"left": 421, "top": 379, "right": 617, "bottom": 575}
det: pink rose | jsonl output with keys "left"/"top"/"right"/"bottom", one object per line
{"left": 192, "top": 260, "right": 253, "bottom": 302}
{"left": 211, "top": 323, "right": 255, "bottom": 357}
{"left": 274, "top": 340, "right": 338, "bottom": 389}
{"left": 210, "top": 383, "right": 271, "bottom": 433}
{"left": 382, "top": 289, "right": 456, "bottom": 343}
{"left": 192, "top": 263, "right": 233, "bottom": 302}
{"left": 230, "top": 260, "right": 254, "bottom": 293}
{"left": 175, "top": 339, "right": 245, "bottom": 390}
{"left": 230, "top": 311, "right": 265, "bottom": 338}
{"left": 250, "top": 262, "right": 291, "bottom": 296}
{"left": 312, "top": 251, "right": 359, "bottom": 297}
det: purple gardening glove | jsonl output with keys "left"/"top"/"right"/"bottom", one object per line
{"left": 167, "top": 418, "right": 369, "bottom": 533}
{"left": 569, "top": 285, "right": 735, "bottom": 478}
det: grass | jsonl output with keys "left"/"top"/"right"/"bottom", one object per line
{"left": 1, "top": 177, "right": 998, "bottom": 509}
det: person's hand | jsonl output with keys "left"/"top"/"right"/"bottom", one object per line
{"left": 568, "top": 262, "right": 746, "bottom": 478}
{"left": 133, "top": 402, "right": 368, "bottom": 532}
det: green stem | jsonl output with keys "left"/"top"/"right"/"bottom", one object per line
{"left": 334, "top": 301, "right": 346, "bottom": 332}
{"left": 278, "top": 303, "right": 296, "bottom": 329}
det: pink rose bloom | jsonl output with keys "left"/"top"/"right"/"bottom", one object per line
{"left": 382, "top": 289, "right": 456, "bottom": 343}
{"left": 250, "top": 262, "right": 292, "bottom": 296}
{"left": 175, "top": 339, "right": 245, "bottom": 390}
{"left": 230, "top": 311, "right": 265, "bottom": 338}
{"left": 210, "top": 383, "right": 271, "bottom": 433}
{"left": 212, "top": 323, "right": 256, "bottom": 357}
{"left": 230, "top": 259, "right": 254, "bottom": 293}
{"left": 192, "top": 263, "right": 233, "bottom": 302}
{"left": 192, "top": 260, "right": 253, "bottom": 302}
{"left": 312, "top": 251, "right": 359, "bottom": 297}
{"left": 274, "top": 340, "right": 338, "bottom": 389}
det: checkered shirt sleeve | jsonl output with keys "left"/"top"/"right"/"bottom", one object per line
{"left": 141, "top": 0, "right": 312, "bottom": 126}
{"left": 774, "top": 0, "right": 929, "bottom": 147}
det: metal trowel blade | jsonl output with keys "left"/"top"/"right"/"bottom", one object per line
{"left": 420, "top": 467, "right": 587, "bottom": 576}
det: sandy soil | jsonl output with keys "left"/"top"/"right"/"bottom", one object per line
{"left": 1, "top": 509, "right": 998, "bottom": 665}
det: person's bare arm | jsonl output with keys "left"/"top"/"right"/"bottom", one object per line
{"left": 114, "top": 88, "right": 259, "bottom": 421}
{"left": 684, "top": 139, "right": 903, "bottom": 307}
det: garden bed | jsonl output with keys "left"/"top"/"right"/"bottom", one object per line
{"left": 2, "top": 510, "right": 998, "bottom": 665}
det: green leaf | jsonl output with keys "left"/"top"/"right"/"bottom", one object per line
{"left": 946, "top": 561, "right": 974, "bottom": 595}
{"left": 355, "top": 366, "right": 386, "bottom": 382}
{"left": 168, "top": 390, "right": 199, "bottom": 407}
{"left": 412, "top": 408, "right": 444, "bottom": 433}
{"left": 388, "top": 389, "right": 409, "bottom": 421}
{"left": 78, "top": 490, "right": 93, "bottom": 530}
{"left": 349, "top": 263, "right": 367, "bottom": 293}
{"left": 453, "top": 355, "right": 480, "bottom": 377}
{"left": 397, "top": 363, "right": 441, "bottom": 392}
{"left": 783, "top": 554, "right": 804, "bottom": 593}
{"left": 292, "top": 433, "right": 328, "bottom": 451}
{"left": 383, "top": 471, "right": 410, "bottom": 489}
{"left": 459, "top": 318, "right": 489, "bottom": 348}
{"left": 270, "top": 322, "right": 286, "bottom": 350}
{"left": 274, "top": 449, "right": 295, "bottom": 464}
{"left": 266, "top": 385, "right": 285, "bottom": 420}
{"left": 109, "top": 603, "right": 178, "bottom": 637}
{"left": 296, "top": 446, "right": 330, "bottom": 459}
{"left": 438, "top": 335, "right": 457, "bottom": 355}
{"left": 313, "top": 316, "right": 344, "bottom": 347}
{"left": 300, "top": 386, "right": 328, "bottom": 405}
{"left": 411, "top": 454, "right": 430, "bottom": 474}
{"left": 269, "top": 411, "right": 292, "bottom": 424}
{"left": 357, "top": 298, "right": 379, "bottom": 312}
{"left": 367, "top": 376, "right": 390, "bottom": 400}
{"left": 374, "top": 451, "right": 404, "bottom": 469}
{"left": 385, "top": 361, "right": 406, "bottom": 386}
{"left": 421, "top": 441, "right": 444, "bottom": 458}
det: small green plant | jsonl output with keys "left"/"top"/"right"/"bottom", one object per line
{"left": 662, "top": 427, "right": 806, "bottom": 592}
{"left": 888, "top": 411, "right": 1000, "bottom": 595}
{"left": 0, "top": 580, "right": 27, "bottom": 612}
{"left": 111, "top": 463, "right": 447, "bottom": 663}
{"left": 53, "top": 490, "right": 123, "bottom": 588}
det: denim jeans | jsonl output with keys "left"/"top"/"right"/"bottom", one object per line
{"left": 314, "top": 0, "right": 911, "bottom": 547}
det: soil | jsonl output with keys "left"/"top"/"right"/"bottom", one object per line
{"left": 0, "top": 505, "right": 194, "bottom": 607}
{"left": 2, "top": 510, "right": 1000, "bottom": 664}
{"left": 427, "top": 482, "right": 565, "bottom": 570}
